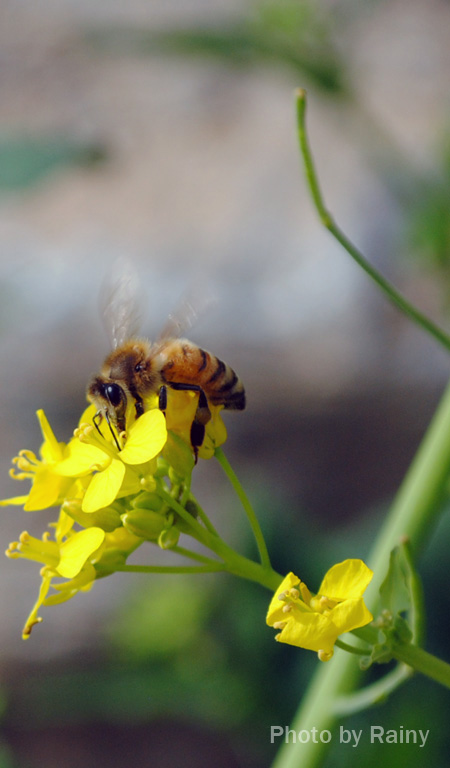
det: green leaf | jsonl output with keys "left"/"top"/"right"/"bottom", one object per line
{"left": 379, "top": 540, "right": 425, "bottom": 644}
{"left": 362, "top": 542, "right": 424, "bottom": 669}
{"left": 379, "top": 544, "right": 412, "bottom": 617}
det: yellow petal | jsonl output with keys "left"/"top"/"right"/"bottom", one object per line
{"left": 0, "top": 495, "right": 30, "bottom": 506}
{"left": 55, "top": 509, "right": 75, "bottom": 542}
{"left": 24, "top": 469, "right": 70, "bottom": 511}
{"left": 119, "top": 410, "right": 167, "bottom": 465}
{"left": 277, "top": 612, "right": 338, "bottom": 654}
{"left": 82, "top": 459, "right": 125, "bottom": 513}
{"left": 198, "top": 407, "right": 228, "bottom": 459}
{"left": 36, "top": 410, "right": 63, "bottom": 462}
{"left": 56, "top": 439, "right": 107, "bottom": 477}
{"left": 266, "top": 573, "right": 302, "bottom": 624}
{"left": 318, "top": 559, "right": 373, "bottom": 600}
{"left": 329, "top": 598, "right": 373, "bottom": 634}
{"left": 77, "top": 404, "right": 97, "bottom": 426}
{"left": 57, "top": 528, "right": 105, "bottom": 578}
{"left": 46, "top": 563, "right": 97, "bottom": 603}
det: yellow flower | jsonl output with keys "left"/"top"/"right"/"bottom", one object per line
{"left": 0, "top": 410, "right": 74, "bottom": 511}
{"left": 2, "top": 392, "right": 228, "bottom": 639}
{"left": 6, "top": 513, "right": 106, "bottom": 638}
{"left": 267, "top": 560, "right": 374, "bottom": 660}
{"left": 56, "top": 406, "right": 167, "bottom": 513}
{"left": 5, "top": 505, "right": 145, "bottom": 638}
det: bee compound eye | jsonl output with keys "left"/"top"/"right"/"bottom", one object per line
{"left": 103, "top": 383, "right": 124, "bottom": 408}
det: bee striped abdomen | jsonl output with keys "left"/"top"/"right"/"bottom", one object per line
{"left": 160, "top": 340, "right": 245, "bottom": 411}
{"left": 203, "top": 352, "right": 246, "bottom": 411}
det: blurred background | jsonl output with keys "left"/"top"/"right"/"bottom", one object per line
{"left": 1, "top": 0, "right": 450, "bottom": 765}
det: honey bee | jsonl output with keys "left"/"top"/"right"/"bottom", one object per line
{"left": 87, "top": 270, "right": 245, "bottom": 458}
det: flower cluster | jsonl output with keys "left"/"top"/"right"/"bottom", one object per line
{"left": 2, "top": 393, "right": 227, "bottom": 638}
{"left": 266, "top": 560, "right": 374, "bottom": 661}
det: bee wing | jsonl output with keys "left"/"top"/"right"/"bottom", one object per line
{"left": 100, "top": 259, "right": 143, "bottom": 348}
{"left": 158, "top": 283, "right": 216, "bottom": 341}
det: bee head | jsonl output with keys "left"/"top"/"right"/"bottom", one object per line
{"left": 87, "top": 376, "right": 128, "bottom": 434}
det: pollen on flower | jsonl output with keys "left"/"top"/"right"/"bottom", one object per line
{"left": 14, "top": 450, "right": 39, "bottom": 471}
{"left": 289, "top": 588, "right": 300, "bottom": 599}
{"left": 282, "top": 604, "right": 292, "bottom": 613}
{"left": 318, "top": 649, "right": 334, "bottom": 662}
{"left": 273, "top": 621, "right": 287, "bottom": 630}
{"left": 6, "top": 542, "right": 20, "bottom": 558}
{"left": 75, "top": 424, "right": 94, "bottom": 441}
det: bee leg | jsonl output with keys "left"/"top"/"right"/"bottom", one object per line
{"left": 190, "top": 421, "right": 205, "bottom": 464}
{"left": 158, "top": 385, "right": 168, "bottom": 412}
{"left": 103, "top": 411, "right": 121, "bottom": 451}
{"left": 93, "top": 410, "right": 120, "bottom": 451}
{"left": 166, "top": 383, "right": 211, "bottom": 423}
{"left": 93, "top": 411, "right": 104, "bottom": 436}
{"left": 165, "top": 382, "right": 211, "bottom": 460}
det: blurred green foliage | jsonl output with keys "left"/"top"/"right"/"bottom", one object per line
{"left": 85, "top": 0, "right": 347, "bottom": 94}
{"left": 0, "top": 137, "right": 106, "bottom": 192}
{"left": 407, "top": 131, "right": 450, "bottom": 274}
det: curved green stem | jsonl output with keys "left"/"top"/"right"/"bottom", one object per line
{"left": 296, "top": 88, "right": 450, "bottom": 354}
{"left": 214, "top": 447, "right": 272, "bottom": 569}
{"left": 334, "top": 664, "right": 412, "bottom": 716}
{"left": 334, "top": 638, "right": 369, "bottom": 656}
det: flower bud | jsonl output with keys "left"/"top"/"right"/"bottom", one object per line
{"left": 158, "top": 526, "right": 180, "bottom": 550}
{"left": 121, "top": 509, "right": 171, "bottom": 541}
{"left": 62, "top": 501, "right": 122, "bottom": 532}
{"left": 131, "top": 491, "right": 165, "bottom": 513}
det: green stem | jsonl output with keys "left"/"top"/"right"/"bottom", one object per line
{"left": 157, "top": 487, "right": 282, "bottom": 591}
{"left": 187, "top": 496, "right": 220, "bottom": 537}
{"left": 215, "top": 447, "right": 272, "bottom": 569}
{"left": 334, "top": 638, "right": 368, "bottom": 656}
{"left": 171, "top": 545, "right": 222, "bottom": 565}
{"left": 296, "top": 88, "right": 450, "bottom": 354}
{"left": 392, "top": 643, "right": 450, "bottom": 688}
{"left": 111, "top": 563, "right": 225, "bottom": 575}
